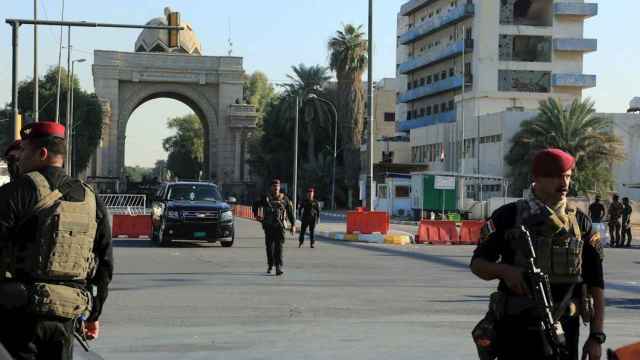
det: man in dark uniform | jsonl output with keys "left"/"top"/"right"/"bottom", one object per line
{"left": 298, "top": 188, "right": 320, "bottom": 248}
{"left": 588, "top": 195, "right": 605, "bottom": 224}
{"left": 471, "top": 148, "right": 605, "bottom": 360}
{"left": 621, "top": 197, "right": 633, "bottom": 248}
{"left": 0, "top": 121, "right": 113, "bottom": 360}
{"left": 253, "top": 179, "right": 295, "bottom": 276}
{"left": 3, "top": 139, "right": 22, "bottom": 181}
{"left": 608, "top": 194, "right": 624, "bottom": 247}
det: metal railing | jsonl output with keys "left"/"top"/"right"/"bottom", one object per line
{"left": 98, "top": 194, "right": 149, "bottom": 215}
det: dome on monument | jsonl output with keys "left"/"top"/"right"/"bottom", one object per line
{"left": 134, "top": 7, "right": 202, "bottom": 55}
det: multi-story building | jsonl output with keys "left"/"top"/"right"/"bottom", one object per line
{"left": 396, "top": 0, "right": 598, "bottom": 176}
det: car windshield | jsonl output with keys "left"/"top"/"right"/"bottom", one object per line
{"left": 167, "top": 184, "right": 222, "bottom": 202}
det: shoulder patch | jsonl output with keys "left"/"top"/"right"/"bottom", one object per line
{"left": 480, "top": 219, "right": 496, "bottom": 243}
{"left": 589, "top": 231, "right": 605, "bottom": 259}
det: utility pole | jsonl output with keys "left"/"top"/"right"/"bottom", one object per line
{"left": 367, "top": 0, "right": 374, "bottom": 210}
{"left": 10, "top": 21, "right": 19, "bottom": 140}
{"left": 33, "top": 0, "right": 38, "bottom": 122}
{"left": 292, "top": 96, "right": 300, "bottom": 226}
{"left": 66, "top": 27, "right": 72, "bottom": 175}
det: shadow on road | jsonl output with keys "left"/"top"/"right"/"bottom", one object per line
{"left": 606, "top": 298, "right": 640, "bottom": 310}
{"left": 321, "top": 238, "right": 469, "bottom": 270}
{"left": 429, "top": 294, "right": 489, "bottom": 303}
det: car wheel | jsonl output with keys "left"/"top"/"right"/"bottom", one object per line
{"left": 158, "top": 220, "right": 172, "bottom": 247}
{"left": 220, "top": 231, "right": 234, "bottom": 247}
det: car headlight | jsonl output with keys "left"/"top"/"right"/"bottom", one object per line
{"left": 167, "top": 210, "right": 180, "bottom": 219}
{"left": 220, "top": 210, "right": 233, "bottom": 221}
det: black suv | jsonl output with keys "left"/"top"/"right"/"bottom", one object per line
{"left": 151, "top": 181, "right": 236, "bottom": 247}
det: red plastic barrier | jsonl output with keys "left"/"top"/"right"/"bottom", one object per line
{"left": 346, "top": 211, "right": 390, "bottom": 235}
{"left": 416, "top": 220, "right": 458, "bottom": 245}
{"left": 112, "top": 214, "right": 152, "bottom": 238}
{"left": 457, "top": 220, "right": 485, "bottom": 245}
{"left": 232, "top": 205, "right": 257, "bottom": 220}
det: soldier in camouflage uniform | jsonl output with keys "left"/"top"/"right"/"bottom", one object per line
{"left": 621, "top": 197, "right": 633, "bottom": 248}
{"left": 471, "top": 149, "right": 605, "bottom": 360}
{"left": 0, "top": 122, "right": 113, "bottom": 360}
{"left": 608, "top": 194, "right": 624, "bottom": 247}
{"left": 253, "top": 179, "right": 295, "bottom": 276}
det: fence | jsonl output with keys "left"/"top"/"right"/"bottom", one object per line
{"left": 98, "top": 194, "right": 149, "bottom": 215}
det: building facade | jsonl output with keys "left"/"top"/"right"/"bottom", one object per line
{"left": 396, "top": 0, "right": 598, "bottom": 173}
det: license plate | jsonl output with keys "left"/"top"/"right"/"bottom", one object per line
{"left": 193, "top": 231, "right": 207, "bottom": 238}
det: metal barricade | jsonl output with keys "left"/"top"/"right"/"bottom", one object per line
{"left": 98, "top": 194, "right": 149, "bottom": 215}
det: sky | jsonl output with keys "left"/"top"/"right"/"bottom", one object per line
{"left": 1, "top": 1, "right": 638, "bottom": 167}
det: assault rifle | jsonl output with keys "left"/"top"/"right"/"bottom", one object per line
{"left": 519, "top": 225, "right": 567, "bottom": 359}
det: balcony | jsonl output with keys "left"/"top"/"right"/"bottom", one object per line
{"left": 399, "top": 75, "right": 463, "bottom": 103}
{"left": 399, "top": 4, "right": 475, "bottom": 45}
{"left": 554, "top": 3, "right": 598, "bottom": 18}
{"left": 553, "top": 38, "right": 597, "bottom": 52}
{"left": 400, "top": 0, "right": 438, "bottom": 17}
{"left": 397, "top": 111, "right": 456, "bottom": 132}
{"left": 399, "top": 39, "right": 473, "bottom": 75}
{"left": 552, "top": 73, "right": 596, "bottom": 88}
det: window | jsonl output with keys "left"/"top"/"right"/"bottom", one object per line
{"left": 499, "top": 70, "right": 551, "bottom": 93}
{"left": 429, "top": 12, "right": 433, "bottom": 18}
{"left": 377, "top": 184, "right": 389, "bottom": 199}
{"left": 436, "top": 8, "right": 441, "bottom": 15}
{"left": 441, "top": 103, "right": 447, "bottom": 113}
{"left": 441, "top": 70, "right": 447, "bottom": 80}
{"left": 449, "top": 68, "right": 455, "bottom": 77}
{"left": 420, "top": 108, "right": 425, "bottom": 116}
{"left": 407, "top": 111, "right": 412, "bottom": 120}
{"left": 434, "top": 105, "right": 440, "bottom": 114}
{"left": 384, "top": 112, "right": 395, "bottom": 122}
{"left": 413, "top": 80, "right": 419, "bottom": 88}
{"left": 426, "top": 106, "right": 432, "bottom": 115}
{"left": 420, "top": 78, "right": 425, "bottom": 86}
{"left": 427, "top": 75, "right": 433, "bottom": 84}
{"left": 499, "top": 35, "right": 552, "bottom": 62}
{"left": 434, "top": 73, "right": 440, "bottom": 82}
{"left": 408, "top": 82, "right": 413, "bottom": 90}
{"left": 395, "top": 186, "right": 411, "bottom": 198}
{"left": 448, "top": 100, "right": 455, "bottom": 111}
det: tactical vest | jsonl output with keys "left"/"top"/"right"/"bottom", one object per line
{"left": 513, "top": 199, "right": 583, "bottom": 284}
{"left": 263, "top": 194, "right": 287, "bottom": 229}
{"left": 13, "top": 172, "right": 97, "bottom": 319}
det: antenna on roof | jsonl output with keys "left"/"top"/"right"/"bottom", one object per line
{"left": 227, "top": 17, "right": 233, "bottom": 56}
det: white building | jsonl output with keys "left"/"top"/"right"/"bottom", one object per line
{"left": 396, "top": 0, "right": 597, "bottom": 171}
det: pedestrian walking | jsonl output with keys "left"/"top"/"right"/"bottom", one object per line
{"left": 471, "top": 148, "right": 605, "bottom": 360}
{"left": 253, "top": 179, "right": 295, "bottom": 276}
{"left": 608, "top": 194, "right": 624, "bottom": 247}
{"left": 0, "top": 122, "right": 113, "bottom": 360}
{"left": 298, "top": 188, "right": 320, "bottom": 248}
{"left": 621, "top": 197, "right": 633, "bottom": 248}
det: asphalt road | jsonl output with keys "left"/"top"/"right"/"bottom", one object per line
{"left": 89, "top": 217, "right": 640, "bottom": 359}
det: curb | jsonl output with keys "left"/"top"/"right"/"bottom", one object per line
{"left": 317, "top": 230, "right": 413, "bottom": 246}
{"left": 320, "top": 212, "right": 418, "bottom": 226}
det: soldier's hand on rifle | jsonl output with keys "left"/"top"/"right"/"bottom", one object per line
{"left": 501, "top": 265, "right": 529, "bottom": 296}
{"left": 84, "top": 321, "right": 100, "bottom": 340}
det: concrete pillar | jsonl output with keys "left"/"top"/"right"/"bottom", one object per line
{"left": 233, "top": 130, "right": 241, "bottom": 181}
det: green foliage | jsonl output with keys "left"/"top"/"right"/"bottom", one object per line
{"left": 125, "top": 166, "right": 152, "bottom": 183}
{"left": 15, "top": 66, "right": 103, "bottom": 175}
{"left": 162, "top": 114, "right": 204, "bottom": 180}
{"left": 506, "top": 98, "right": 625, "bottom": 197}
{"left": 243, "top": 71, "right": 275, "bottom": 118}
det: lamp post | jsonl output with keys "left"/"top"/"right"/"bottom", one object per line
{"left": 68, "top": 58, "right": 85, "bottom": 176}
{"left": 306, "top": 94, "right": 338, "bottom": 210}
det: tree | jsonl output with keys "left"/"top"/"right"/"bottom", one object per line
{"left": 162, "top": 114, "right": 204, "bottom": 180}
{"left": 506, "top": 98, "right": 625, "bottom": 197}
{"left": 243, "top": 71, "right": 275, "bottom": 118}
{"left": 328, "top": 24, "right": 368, "bottom": 193}
{"left": 16, "top": 66, "right": 103, "bottom": 175}
{"left": 125, "top": 166, "right": 152, "bottom": 183}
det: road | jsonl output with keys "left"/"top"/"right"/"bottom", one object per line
{"left": 89, "top": 217, "right": 640, "bottom": 359}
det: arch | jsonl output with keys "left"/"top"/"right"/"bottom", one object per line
{"left": 117, "top": 83, "right": 219, "bottom": 180}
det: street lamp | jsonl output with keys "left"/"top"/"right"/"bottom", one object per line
{"left": 305, "top": 94, "right": 338, "bottom": 210}
{"left": 69, "top": 58, "right": 86, "bottom": 176}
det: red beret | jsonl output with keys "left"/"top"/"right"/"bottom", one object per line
{"left": 532, "top": 148, "right": 575, "bottom": 177}
{"left": 4, "top": 139, "right": 21, "bottom": 157}
{"left": 20, "top": 121, "right": 66, "bottom": 140}
{"left": 271, "top": 179, "right": 280, "bottom": 185}
{"left": 307, "top": 188, "right": 315, "bottom": 192}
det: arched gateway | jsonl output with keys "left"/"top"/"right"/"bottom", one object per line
{"left": 90, "top": 8, "right": 258, "bottom": 195}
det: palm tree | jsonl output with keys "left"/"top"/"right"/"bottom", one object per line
{"left": 506, "top": 97, "right": 625, "bottom": 196}
{"left": 328, "top": 24, "right": 368, "bottom": 191}
{"left": 280, "top": 64, "right": 332, "bottom": 167}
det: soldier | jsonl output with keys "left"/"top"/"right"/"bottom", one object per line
{"left": 621, "top": 197, "right": 633, "bottom": 248}
{"left": 298, "top": 188, "right": 320, "bottom": 248}
{"left": 0, "top": 121, "right": 113, "bottom": 360}
{"left": 3, "top": 139, "right": 22, "bottom": 181}
{"left": 470, "top": 148, "right": 605, "bottom": 360}
{"left": 588, "top": 195, "right": 605, "bottom": 224}
{"left": 608, "top": 194, "right": 624, "bottom": 247}
{"left": 253, "top": 179, "right": 295, "bottom": 276}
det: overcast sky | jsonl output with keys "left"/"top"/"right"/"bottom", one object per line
{"left": 2, "top": 1, "right": 637, "bottom": 166}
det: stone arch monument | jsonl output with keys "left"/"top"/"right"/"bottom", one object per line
{"left": 91, "top": 7, "right": 258, "bottom": 194}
